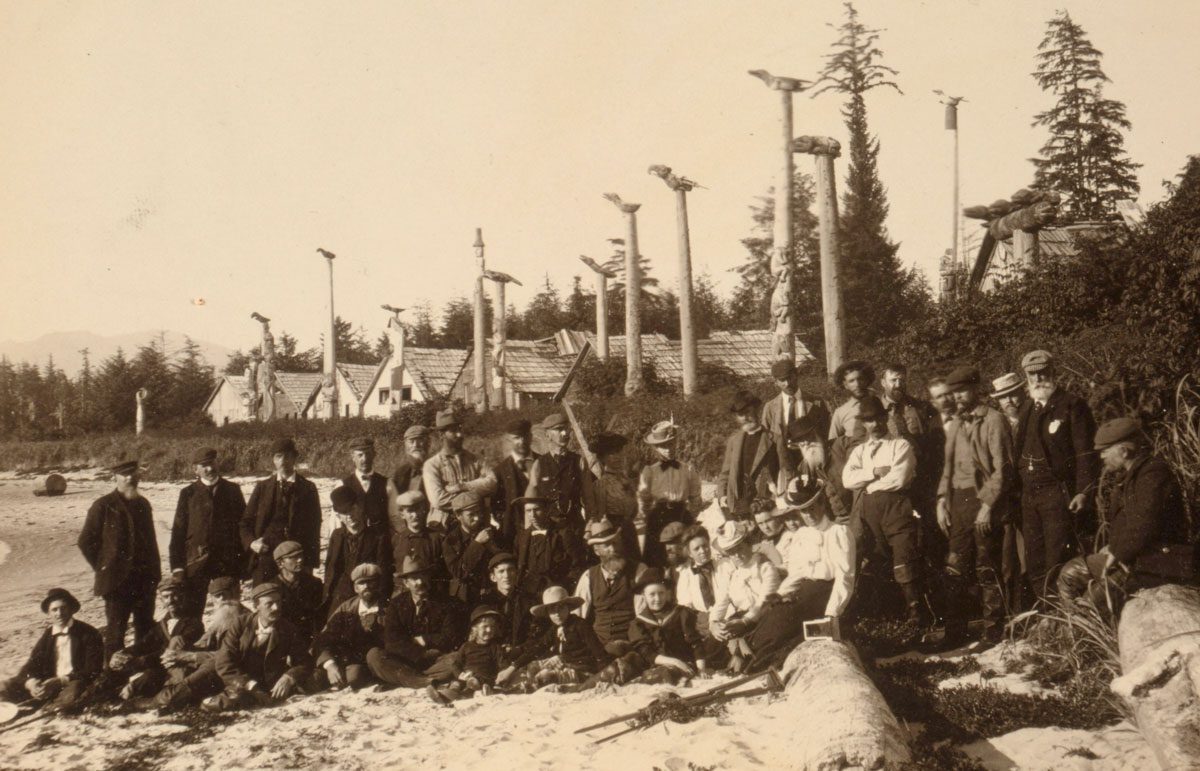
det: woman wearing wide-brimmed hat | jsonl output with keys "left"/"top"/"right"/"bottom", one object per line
{"left": 636, "top": 420, "right": 701, "bottom": 569}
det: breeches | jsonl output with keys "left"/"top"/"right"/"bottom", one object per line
{"left": 860, "top": 490, "right": 920, "bottom": 585}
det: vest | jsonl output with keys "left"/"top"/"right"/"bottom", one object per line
{"left": 588, "top": 564, "right": 636, "bottom": 643}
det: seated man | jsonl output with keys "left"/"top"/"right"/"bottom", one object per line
{"left": 389, "top": 490, "right": 448, "bottom": 595}
{"left": 205, "top": 582, "right": 314, "bottom": 711}
{"left": 573, "top": 519, "right": 650, "bottom": 651}
{"left": 478, "top": 552, "right": 543, "bottom": 652}
{"left": 442, "top": 491, "right": 502, "bottom": 605}
{"left": 322, "top": 485, "right": 392, "bottom": 619}
{"left": 313, "top": 564, "right": 387, "bottom": 691}
{"left": 497, "top": 586, "right": 610, "bottom": 691}
{"left": 1, "top": 588, "right": 104, "bottom": 715}
{"left": 1058, "top": 418, "right": 1191, "bottom": 606}
{"left": 273, "top": 541, "right": 324, "bottom": 648}
{"left": 366, "top": 556, "right": 465, "bottom": 688}
{"left": 658, "top": 521, "right": 691, "bottom": 585}
{"left": 515, "top": 492, "right": 584, "bottom": 596}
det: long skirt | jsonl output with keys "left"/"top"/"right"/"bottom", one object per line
{"left": 745, "top": 579, "right": 834, "bottom": 670}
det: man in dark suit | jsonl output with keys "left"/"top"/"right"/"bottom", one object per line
{"left": 761, "top": 359, "right": 831, "bottom": 492}
{"left": 493, "top": 419, "right": 539, "bottom": 544}
{"left": 366, "top": 557, "right": 466, "bottom": 688}
{"left": 343, "top": 437, "right": 389, "bottom": 531}
{"left": 78, "top": 459, "right": 162, "bottom": 656}
{"left": 389, "top": 490, "right": 448, "bottom": 596}
{"left": 322, "top": 485, "right": 392, "bottom": 618}
{"left": 170, "top": 448, "right": 246, "bottom": 619}
{"left": 205, "top": 582, "right": 314, "bottom": 711}
{"left": 514, "top": 494, "right": 585, "bottom": 596}
{"left": 529, "top": 413, "right": 585, "bottom": 530}
{"left": 313, "top": 563, "right": 387, "bottom": 690}
{"left": 1013, "top": 350, "right": 1099, "bottom": 598}
{"left": 479, "top": 552, "right": 543, "bottom": 650}
{"left": 717, "top": 391, "right": 779, "bottom": 520}
{"left": 442, "top": 491, "right": 502, "bottom": 605}
{"left": 240, "top": 438, "right": 322, "bottom": 585}
{"left": 1, "top": 588, "right": 104, "bottom": 714}
{"left": 387, "top": 424, "right": 432, "bottom": 525}
{"left": 272, "top": 541, "right": 323, "bottom": 647}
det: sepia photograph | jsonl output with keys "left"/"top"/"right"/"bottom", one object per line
{"left": 0, "top": 1, "right": 1198, "bottom": 768}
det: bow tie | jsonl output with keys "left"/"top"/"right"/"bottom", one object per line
{"left": 52, "top": 629, "right": 70, "bottom": 637}
{"left": 690, "top": 564, "right": 711, "bottom": 575}
{"left": 659, "top": 460, "right": 680, "bottom": 470}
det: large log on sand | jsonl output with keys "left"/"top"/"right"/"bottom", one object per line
{"left": 780, "top": 640, "right": 911, "bottom": 769}
{"left": 1112, "top": 584, "right": 1200, "bottom": 770}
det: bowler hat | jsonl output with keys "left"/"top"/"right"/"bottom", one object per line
{"left": 1021, "top": 349, "right": 1055, "bottom": 373}
{"left": 946, "top": 366, "right": 981, "bottom": 390}
{"left": 488, "top": 552, "right": 517, "bottom": 572}
{"left": 1094, "top": 417, "right": 1145, "bottom": 450}
{"left": 856, "top": 396, "right": 887, "bottom": 422}
{"left": 786, "top": 414, "right": 821, "bottom": 445}
{"left": 330, "top": 485, "right": 359, "bottom": 514}
{"left": 208, "top": 576, "right": 239, "bottom": 597}
{"left": 451, "top": 490, "right": 483, "bottom": 512}
{"left": 270, "top": 438, "right": 298, "bottom": 456}
{"left": 40, "top": 587, "right": 81, "bottom": 614}
{"left": 712, "top": 520, "right": 752, "bottom": 553}
{"left": 833, "top": 360, "right": 875, "bottom": 388}
{"left": 249, "top": 582, "right": 282, "bottom": 603}
{"left": 396, "top": 555, "right": 434, "bottom": 579}
{"left": 351, "top": 563, "right": 382, "bottom": 583}
{"left": 589, "top": 432, "right": 627, "bottom": 457}
{"left": 350, "top": 437, "right": 375, "bottom": 452}
{"left": 539, "top": 413, "right": 569, "bottom": 431}
{"left": 403, "top": 424, "right": 431, "bottom": 441}
{"left": 729, "top": 390, "right": 762, "bottom": 415}
{"left": 644, "top": 420, "right": 677, "bottom": 446}
{"left": 192, "top": 447, "right": 218, "bottom": 466}
{"left": 470, "top": 605, "right": 503, "bottom": 625}
{"left": 108, "top": 459, "right": 142, "bottom": 476}
{"left": 530, "top": 585, "right": 585, "bottom": 618}
{"left": 395, "top": 490, "right": 428, "bottom": 510}
{"left": 435, "top": 408, "right": 461, "bottom": 430}
{"left": 634, "top": 567, "right": 671, "bottom": 592}
{"left": 991, "top": 372, "right": 1025, "bottom": 398}
{"left": 504, "top": 418, "right": 532, "bottom": 436}
{"left": 273, "top": 540, "right": 304, "bottom": 561}
{"left": 658, "top": 521, "right": 688, "bottom": 544}
{"left": 770, "top": 359, "right": 797, "bottom": 380}
{"left": 584, "top": 518, "right": 620, "bottom": 545}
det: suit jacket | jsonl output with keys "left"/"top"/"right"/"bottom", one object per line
{"left": 443, "top": 526, "right": 502, "bottom": 604}
{"left": 1107, "top": 456, "right": 1189, "bottom": 571}
{"left": 124, "top": 615, "right": 205, "bottom": 669}
{"left": 314, "top": 595, "right": 388, "bottom": 667}
{"left": 215, "top": 611, "right": 313, "bottom": 689}
{"left": 276, "top": 572, "right": 324, "bottom": 646}
{"left": 17, "top": 620, "right": 105, "bottom": 683}
{"left": 716, "top": 428, "right": 778, "bottom": 513}
{"left": 515, "top": 526, "right": 584, "bottom": 596}
{"left": 321, "top": 525, "right": 393, "bottom": 611}
{"left": 938, "top": 405, "right": 1015, "bottom": 509}
{"left": 530, "top": 451, "right": 584, "bottom": 526}
{"left": 478, "top": 586, "right": 544, "bottom": 649}
{"left": 241, "top": 474, "right": 322, "bottom": 582}
{"left": 170, "top": 478, "right": 246, "bottom": 578}
{"left": 494, "top": 453, "right": 539, "bottom": 543}
{"left": 78, "top": 490, "right": 162, "bottom": 596}
{"left": 380, "top": 592, "right": 465, "bottom": 665}
{"left": 1013, "top": 388, "right": 1099, "bottom": 498}
{"left": 343, "top": 471, "right": 390, "bottom": 531}
{"left": 761, "top": 392, "right": 831, "bottom": 489}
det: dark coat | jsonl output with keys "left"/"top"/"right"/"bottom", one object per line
{"left": 241, "top": 475, "right": 322, "bottom": 583}
{"left": 883, "top": 394, "right": 943, "bottom": 508}
{"left": 321, "top": 525, "right": 393, "bottom": 614}
{"left": 716, "top": 428, "right": 778, "bottom": 514}
{"left": 1108, "top": 455, "right": 1190, "bottom": 573}
{"left": 386, "top": 456, "right": 426, "bottom": 524}
{"left": 78, "top": 490, "right": 162, "bottom": 596}
{"left": 515, "top": 526, "right": 584, "bottom": 596}
{"left": 493, "top": 453, "right": 539, "bottom": 543}
{"left": 380, "top": 592, "right": 465, "bottom": 666}
{"left": 169, "top": 478, "right": 246, "bottom": 578}
{"left": 509, "top": 615, "right": 610, "bottom": 672}
{"left": 276, "top": 572, "right": 324, "bottom": 646}
{"left": 628, "top": 606, "right": 706, "bottom": 666}
{"left": 123, "top": 614, "right": 205, "bottom": 669}
{"left": 442, "top": 526, "right": 502, "bottom": 605}
{"left": 1014, "top": 388, "right": 1099, "bottom": 498}
{"left": 314, "top": 595, "right": 387, "bottom": 667}
{"left": 215, "top": 611, "right": 313, "bottom": 689}
{"left": 531, "top": 451, "right": 585, "bottom": 526}
{"left": 343, "top": 471, "right": 390, "bottom": 531}
{"left": 16, "top": 620, "right": 105, "bottom": 683}
{"left": 761, "top": 392, "right": 832, "bottom": 488}
{"left": 479, "top": 586, "right": 545, "bottom": 649}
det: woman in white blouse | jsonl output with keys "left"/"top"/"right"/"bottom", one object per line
{"left": 709, "top": 520, "right": 782, "bottom": 647}
{"left": 777, "top": 475, "right": 856, "bottom": 619}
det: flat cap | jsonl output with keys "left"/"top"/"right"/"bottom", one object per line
{"left": 351, "top": 563, "right": 382, "bottom": 582}
{"left": 330, "top": 485, "right": 359, "bottom": 514}
{"left": 658, "top": 521, "right": 688, "bottom": 544}
{"left": 488, "top": 552, "right": 517, "bottom": 572}
{"left": 470, "top": 605, "right": 503, "bottom": 625}
{"left": 157, "top": 575, "right": 185, "bottom": 594}
{"left": 249, "top": 582, "right": 282, "bottom": 602}
{"left": 350, "top": 437, "right": 375, "bottom": 452}
{"left": 208, "top": 576, "right": 239, "bottom": 597}
{"left": 946, "top": 366, "right": 981, "bottom": 390}
{"left": 770, "top": 359, "right": 797, "bottom": 380}
{"left": 403, "top": 424, "right": 431, "bottom": 440}
{"left": 1094, "top": 417, "right": 1144, "bottom": 450}
{"left": 504, "top": 418, "right": 532, "bottom": 436}
{"left": 1021, "top": 349, "right": 1055, "bottom": 372}
{"left": 451, "top": 490, "right": 483, "bottom": 511}
{"left": 108, "top": 459, "right": 141, "bottom": 476}
{"left": 273, "top": 540, "right": 304, "bottom": 561}
{"left": 539, "top": 413, "right": 569, "bottom": 431}
{"left": 192, "top": 447, "right": 218, "bottom": 465}
{"left": 395, "top": 490, "right": 427, "bottom": 509}
{"left": 270, "top": 438, "right": 298, "bottom": 456}
{"left": 434, "top": 408, "right": 461, "bottom": 430}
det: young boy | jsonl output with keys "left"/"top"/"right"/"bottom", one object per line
{"left": 425, "top": 606, "right": 507, "bottom": 704}
{"left": 497, "top": 586, "right": 609, "bottom": 691}
{"left": 624, "top": 570, "right": 707, "bottom": 685}
{"left": 1, "top": 588, "right": 104, "bottom": 714}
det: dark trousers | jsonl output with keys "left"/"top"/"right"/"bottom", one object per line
{"left": 1001, "top": 519, "right": 1031, "bottom": 614}
{"left": 860, "top": 490, "right": 921, "bottom": 589}
{"left": 179, "top": 574, "right": 211, "bottom": 620}
{"left": 1021, "top": 480, "right": 1077, "bottom": 599}
{"left": 103, "top": 575, "right": 158, "bottom": 657}
{"left": 311, "top": 663, "right": 375, "bottom": 691}
{"left": 365, "top": 647, "right": 432, "bottom": 688}
{"left": 946, "top": 488, "right": 1004, "bottom": 634}
{"left": 2, "top": 676, "right": 88, "bottom": 712}
{"left": 154, "top": 661, "right": 225, "bottom": 709}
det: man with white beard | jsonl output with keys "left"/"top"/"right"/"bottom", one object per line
{"left": 1012, "top": 350, "right": 1098, "bottom": 600}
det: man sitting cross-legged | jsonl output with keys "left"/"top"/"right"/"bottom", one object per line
{"left": 1, "top": 588, "right": 104, "bottom": 715}
{"left": 312, "top": 564, "right": 388, "bottom": 691}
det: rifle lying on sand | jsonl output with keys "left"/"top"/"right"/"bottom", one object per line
{"left": 576, "top": 668, "right": 784, "bottom": 744}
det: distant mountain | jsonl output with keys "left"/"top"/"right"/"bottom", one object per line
{"left": 0, "top": 330, "right": 237, "bottom": 375}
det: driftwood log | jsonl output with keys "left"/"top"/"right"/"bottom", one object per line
{"left": 1112, "top": 584, "right": 1200, "bottom": 770}
{"left": 780, "top": 640, "right": 911, "bottom": 769}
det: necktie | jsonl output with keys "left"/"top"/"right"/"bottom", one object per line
{"left": 694, "top": 565, "right": 715, "bottom": 607}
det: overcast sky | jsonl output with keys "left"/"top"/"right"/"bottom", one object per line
{"left": 1, "top": 0, "right": 1196, "bottom": 357}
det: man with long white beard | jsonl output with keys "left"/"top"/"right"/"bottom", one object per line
{"left": 1013, "top": 350, "right": 1098, "bottom": 600}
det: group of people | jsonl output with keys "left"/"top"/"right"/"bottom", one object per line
{"left": 3, "top": 347, "right": 1190, "bottom": 718}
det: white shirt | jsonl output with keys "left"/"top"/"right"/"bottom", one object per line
{"left": 778, "top": 520, "right": 856, "bottom": 616}
{"left": 710, "top": 553, "right": 781, "bottom": 623}
{"left": 675, "top": 561, "right": 717, "bottom": 613}
{"left": 52, "top": 620, "right": 74, "bottom": 679}
{"left": 842, "top": 436, "right": 916, "bottom": 493}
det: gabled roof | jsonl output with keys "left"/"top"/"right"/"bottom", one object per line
{"left": 337, "top": 363, "right": 382, "bottom": 403}
{"left": 699, "top": 330, "right": 814, "bottom": 377}
{"left": 274, "top": 371, "right": 324, "bottom": 413}
{"left": 202, "top": 374, "right": 251, "bottom": 413}
{"left": 401, "top": 347, "right": 469, "bottom": 399}
{"left": 970, "top": 223, "right": 1109, "bottom": 290}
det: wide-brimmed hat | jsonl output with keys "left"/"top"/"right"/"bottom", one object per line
{"left": 856, "top": 396, "right": 888, "bottom": 422}
{"left": 530, "top": 585, "right": 585, "bottom": 617}
{"left": 41, "top": 587, "right": 81, "bottom": 614}
{"left": 351, "top": 563, "right": 382, "bottom": 583}
{"left": 507, "top": 494, "right": 552, "bottom": 513}
{"left": 470, "top": 605, "right": 503, "bottom": 625}
{"left": 396, "top": 555, "right": 434, "bottom": 579}
{"left": 946, "top": 366, "right": 981, "bottom": 390}
{"left": 991, "top": 372, "right": 1025, "bottom": 399}
{"left": 833, "top": 360, "right": 875, "bottom": 388}
{"left": 395, "top": 490, "right": 428, "bottom": 510}
{"left": 403, "top": 425, "right": 431, "bottom": 440}
{"left": 584, "top": 518, "right": 620, "bottom": 545}
{"left": 435, "top": 408, "right": 461, "bottom": 430}
{"left": 712, "top": 520, "right": 753, "bottom": 553}
{"left": 270, "top": 438, "right": 298, "bottom": 456}
{"left": 778, "top": 474, "right": 823, "bottom": 512}
{"left": 192, "top": 447, "right": 218, "bottom": 466}
{"left": 273, "top": 541, "right": 304, "bottom": 561}
{"left": 249, "top": 582, "right": 282, "bottom": 603}
{"left": 330, "top": 485, "right": 359, "bottom": 515}
{"left": 589, "top": 432, "right": 627, "bottom": 457}
{"left": 539, "top": 413, "right": 569, "bottom": 431}
{"left": 108, "top": 459, "right": 142, "bottom": 476}
{"left": 644, "top": 420, "right": 678, "bottom": 446}
{"left": 786, "top": 414, "right": 821, "bottom": 446}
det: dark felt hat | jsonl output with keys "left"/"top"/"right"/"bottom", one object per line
{"left": 857, "top": 396, "right": 888, "bottom": 422}
{"left": 396, "top": 555, "right": 434, "bottom": 579}
{"left": 504, "top": 418, "right": 532, "bottom": 436}
{"left": 946, "top": 366, "right": 981, "bottom": 390}
{"left": 470, "top": 605, "right": 503, "bottom": 625}
{"left": 785, "top": 414, "right": 821, "bottom": 445}
{"left": 41, "top": 587, "right": 81, "bottom": 614}
{"left": 833, "top": 360, "right": 875, "bottom": 388}
{"left": 108, "top": 459, "right": 142, "bottom": 476}
{"left": 729, "top": 390, "right": 762, "bottom": 415}
{"left": 330, "top": 485, "right": 359, "bottom": 514}
{"left": 192, "top": 447, "right": 218, "bottom": 465}
{"left": 589, "top": 432, "right": 627, "bottom": 457}
{"left": 1094, "top": 417, "right": 1145, "bottom": 450}
{"left": 488, "top": 552, "right": 517, "bottom": 572}
{"left": 270, "top": 438, "right": 298, "bottom": 456}
{"left": 770, "top": 359, "right": 797, "bottom": 380}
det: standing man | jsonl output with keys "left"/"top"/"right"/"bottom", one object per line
{"left": 1014, "top": 350, "right": 1099, "bottom": 599}
{"left": 992, "top": 373, "right": 1027, "bottom": 434}
{"left": 170, "top": 448, "right": 246, "bottom": 620}
{"left": 761, "top": 359, "right": 831, "bottom": 491}
{"left": 580, "top": 432, "right": 640, "bottom": 559}
{"left": 991, "top": 372, "right": 1030, "bottom": 612}
{"left": 937, "top": 367, "right": 1015, "bottom": 646}
{"left": 529, "top": 413, "right": 586, "bottom": 531}
{"left": 387, "top": 425, "right": 431, "bottom": 524}
{"left": 830, "top": 361, "right": 876, "bottom": 442}
{"left": 241, "top": 439, "right": 322, "bottom": 585}
{"left": 717, "top": 391, "right": 779, "bottom": 521}
{"left": 423, "top": 409, "right": 497, "bottom": 531}
{"left": 493, "top": 419, "right": 539, "bottom": 544}
{"left": 79, "top": 460, "right": 162, "bottom": 656}
{"left": 343, "top": 438, "right": 389, "bottom": 532}
{"left": 927, "top": 377, "right": 957, "bottom": 430}
{"left": 637, "top": 420, "right": 702, "bottom": 568}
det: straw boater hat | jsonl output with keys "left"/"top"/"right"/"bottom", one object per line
{"left": 584, "top": 518, "right": 620, "bottom": 545}
{"left": 991, "top": 372, "right": 1025, "bottom": 398}
{"left": 530, "top": 585, "right": 585, "bottom": 617}
{"left": 712, "top": 520, "right": 753, "bottom": 553}
{"left": 644, "top": 420, "right": 678, "bottom": 446}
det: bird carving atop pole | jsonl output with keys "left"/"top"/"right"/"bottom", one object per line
{"left": 316, "top": 247, "right": 336, "bottom": 260}
{"left": 602, "top": 193, "right": 641, "bottom": 214}
{"left": 380, "top": 304, "right": 405, "bottom": 319}
{"left": 250, "top": 312, "right": 271, "bottom": 324}
{"left": 648, "top": 165, "right": 705, "bottom": 192}
{"left": 933, "top": 89, "right": 967, "bottom": 106}
{"left": 482, "top": 269, "right": 522, "bottom": 286}
{"left": 747, "top": 69, "right": 811, "bottom": 92}
{"left": 579, "top": 255, "right": 617, "bottom": 278}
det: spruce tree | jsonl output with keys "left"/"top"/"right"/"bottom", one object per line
{"left": 812, "top": 1, "right": 927, "bottom": 346}
{"left": 1031, "top": 10, "right": 1140, "bottom": 222}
